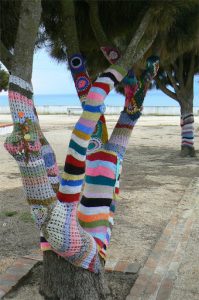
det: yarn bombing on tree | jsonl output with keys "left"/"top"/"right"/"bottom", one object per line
{"left": 69, "top": 53, "right": 92, "bottom": 104}
{"left": 46, "top": 64, "right": 126, "bottom": 272}
{"left": 78, "top": 56, "right": 160, "bottom": 259}
{"left": 5, "top": 67, "right": 127, "bottom": 272}
{"left": 4, "top": 76, "right": 57, "bottom": 233}
{"left": 181, "top": 113, "right": 194, "bottom": 148}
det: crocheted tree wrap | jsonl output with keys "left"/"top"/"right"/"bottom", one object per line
{"left": 87, "top": 114, "right": 108, "bottom": 154}
{"left": 69, "top": 53, "right": 92, "bottom": 104}
{"left": 32, "top": 107, "right": 60, "bottom": 192}
{"left": 5, "top": 65, "right": 126, "bottom": 272}
{"left": 124, "top": 56, "right": 160, "bottom": 119}
{"left": 78, "top": 56, "right": 160, "bottom": 259}
{"left": 4, "top": 76, "right": 57, "bottom": 231}
{"left": 181, "top": 113, "right": 194, "bottom": 148}
{"left": 4, "top": 77, "right": 41, "bottom": 162}
{"left": 100, "top": 46, "right": 121, "bottom": 64}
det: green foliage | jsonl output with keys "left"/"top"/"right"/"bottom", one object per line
{"left": 0, "top": 0, "right": 21, "bottom": 50}
{"left": 0, "top": 65, "right": 9, "bottom": 92}
{"left": 1, "top": 0, "right": 199, "bottom": 78}
{"left": 0, "top": 210, "right": 18, "bottom": 218}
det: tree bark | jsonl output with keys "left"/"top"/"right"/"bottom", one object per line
{"left": 41, "top": 251, "right": 110, "bottom": 300}
{"left": 0, "top": 40, "right": 13, "bottom": 71}
{"left": 11, "top": 0, "right": 41, "bottom": 81}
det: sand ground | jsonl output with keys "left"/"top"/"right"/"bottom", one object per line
{"left": 0, "top": 114, "right": 199, "bottom": 299}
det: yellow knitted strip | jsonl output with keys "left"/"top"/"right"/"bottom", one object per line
{"left": 62, "top": 173, "right": 85, "bottom": 181}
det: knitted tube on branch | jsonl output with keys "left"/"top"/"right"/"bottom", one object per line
{"left": 181, "top": 113, "right": 194, "bottom": 149}
{"left": 78, "top": 76, "right": 138, "bottom": 258}
{"left": 4, "top": 75, "right": 57, "bottom": 231}
{"left": 108, "top": 56, "right": 160, "bottom": 221}
{"left": 45, "top": 64, "right": 126, "bottom": 272}
{"left": 109, "top": 56, "right": 160, "bottom": 201}
{"left": 69, "top": 53, "right": 109, "bottom": 153}
{"left": 40, "top": 53, "right": 110, "bottom": 254}
{"left": 40, "top": 53, "right": 95, "bottom": 252}
{"left": 69, "top": 53, "right": 92, "bottom": 105}
{"left": 78, "top": 57, "right": 160, "bottom": 259}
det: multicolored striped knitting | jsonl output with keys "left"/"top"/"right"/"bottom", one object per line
{"left": 4, "top": 69, "right": 126, "bottom": 272}
{"left": 78, "top": 57, "right": 160, "bottom": 259}
{"left": 181, "top": 113, "right": 194, "bottom": 148}
{"left": 5, "top": 75, "right": 99, "bottom": 272}
{"left": 46, "top": 64, "right": 126, "bottom": 272}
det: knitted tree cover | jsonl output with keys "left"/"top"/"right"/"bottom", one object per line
{"left": 78, "top": 56, "right": 160, "bottom": 259}
{"left": 69, "top": 53, "right": 92, "bottom": 105}
{"left": 40, "top": 53, "right": 109, "bottom": 252}
{"left": 100, "top": 46, "right": 121, "bottom": 64}
{"left": 5, "top": 65, "right": 126, "bottom": 273}
{"left": 33, "top": 107, "right": 60, "bottom": 193}
{"left": 181, "top": 113, "right": 194, "bottom": 148}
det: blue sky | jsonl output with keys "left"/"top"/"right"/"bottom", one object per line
{"left": 1, "top": 48, "right": 198, "bottom": 107}
{"left": 32, "top": 49, "right": 76, "bottom": 95}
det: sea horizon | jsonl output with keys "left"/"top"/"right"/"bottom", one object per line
{"left": 0, "top": 91, "right": 198, "bottom": 107}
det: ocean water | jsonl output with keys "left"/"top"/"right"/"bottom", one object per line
{"left": 0, "top": 90, "right": 198, "bottom": 107}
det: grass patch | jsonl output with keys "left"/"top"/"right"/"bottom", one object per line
{"left": 0, "top": 210, "right": 18, "bottom": 218}
{"left": 19, "top": 212, "right": 34, "bottom": 223}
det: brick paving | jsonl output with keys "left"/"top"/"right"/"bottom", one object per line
{"left": 0, "top": 257, "right": 38, "bottom": 298}
{"left": 0, "top": 250, "right": 139, "bottom": 299}
{"left": 126, "top": 177, "right": 199, "bottom": 300}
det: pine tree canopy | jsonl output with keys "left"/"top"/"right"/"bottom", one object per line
{"left": 0, "top": 0, "right": 199, "bottom": 76}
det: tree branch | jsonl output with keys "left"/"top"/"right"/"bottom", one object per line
{"left": 166, "top": 69, "right": 179, "bottom": 95}
{"left": 155, "top": 77, "right": 178, "bottom": 102}
{"left": 60, "top": 0, "right": 80, "bottom": 56}
{"left": 0, "top": 40, "right": 13, "bottom": 71}
{"left": 185, "top": 52, "right": 195, "bottom": 89}
{"left": 118, "top": 8, "right": 153, "bottom": 69}
{"left": 12, "top": 0, "right": 41, "bottom": 81}
{"left": 87, "top": 0, "right": 111, "bottom": 47}
{"left": 131, "top": 31, "right": 157, "bottom": 65}
{"left": 173, "top": 55, "right": 184, "bottom": 87}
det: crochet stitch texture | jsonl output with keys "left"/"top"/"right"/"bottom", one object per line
{"left": 5, "top": 64, "right": 126, "bottom": 273}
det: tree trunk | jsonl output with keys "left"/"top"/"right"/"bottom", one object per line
{"left": 41, "top": 251, "right": 111, "bottom": 300}
{"left": 180, "top": 98, "right": 195, "bottom": 157}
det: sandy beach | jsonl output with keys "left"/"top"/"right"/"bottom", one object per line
{"left": 0, "top": 114, "right": 199, "bottom": 299}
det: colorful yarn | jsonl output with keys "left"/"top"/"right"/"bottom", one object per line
{"left": 78, "top": 149, "right": 117, "bottom": 258}
{"left": 4, "top": 76, "right": 57, "bottom": 232}
{"left": 87, "top": 114, "right": 108, "bottom": 154}
{"left": 45, "top": 64, "right": 126, "bottom": 271}
{"left": 125, "top": 56, "right": 160, "bottom": 118}
{"left": 78, "top": 58, "right": 160, "bottom": 259}
{"left": 33, "top": 107, "right": 60, "bottom": 193}
{"left": 69, "top": 54, "right": 92, "bottom": 103}
{"left": 181, "top": 113, "right": 194, "bottom": 148}
{"left": 100, "top": 46, "right": 121, "bottom": 64}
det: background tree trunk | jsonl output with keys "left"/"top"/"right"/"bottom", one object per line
{"left": 179, "top": 96, "right": 195, "bottom": 157}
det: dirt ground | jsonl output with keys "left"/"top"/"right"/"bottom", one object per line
{"left": 0, "top": 114, "right": 199, "bottom": 299}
